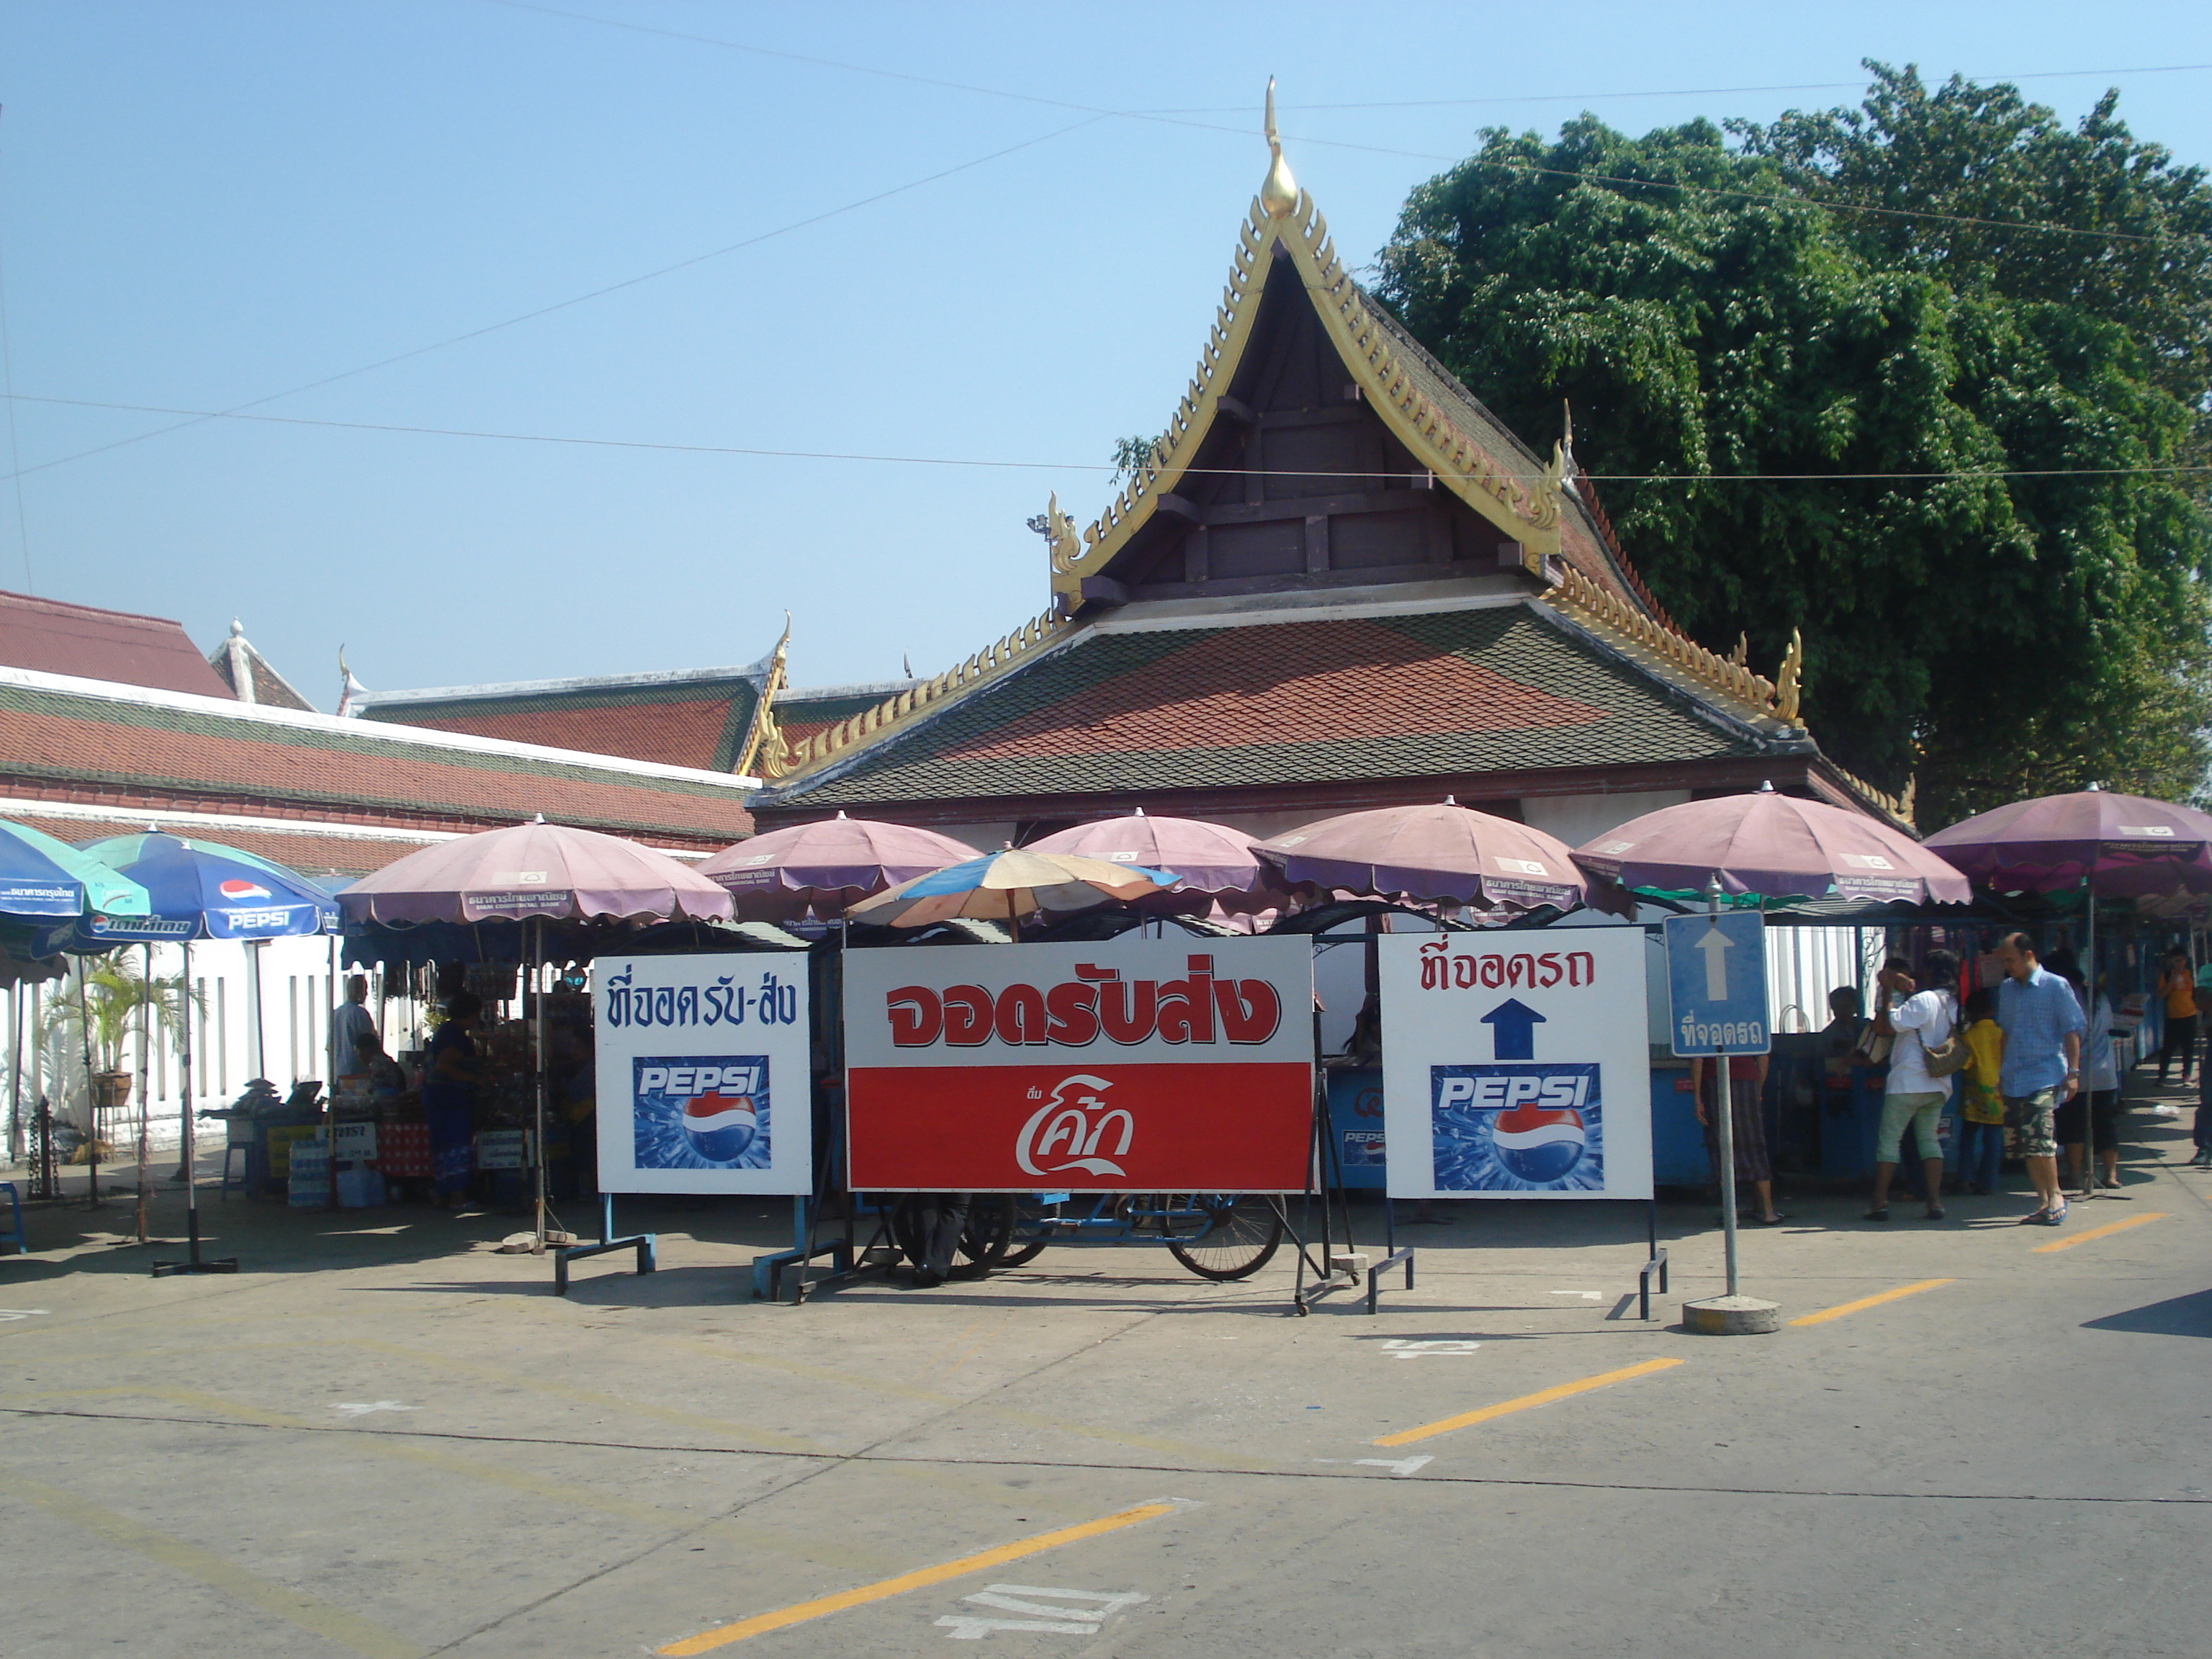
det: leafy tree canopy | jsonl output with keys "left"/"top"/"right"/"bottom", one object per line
{"left": 1374, "top": 63, "right": 2212, "bottom": 825}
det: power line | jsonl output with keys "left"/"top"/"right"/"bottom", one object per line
{"left": 1139, "top": 63, "right": 2212, "bottom": 114}
{"left": 485, "top": 2, "right": 2212, "bottom": 249}
{"left": 8, "top": 391, "right": 2205, "bottom": 487}
{"left": 1, "top": 112, "right": 1107, "bottom": 486}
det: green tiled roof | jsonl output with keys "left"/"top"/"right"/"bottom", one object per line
{"left": 768, "top": 603, "right": 1773, "bottom": 809}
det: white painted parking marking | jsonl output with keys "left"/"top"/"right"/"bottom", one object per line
{"left": 330, "top": 1401, "right": 418, "bottom": 1417}
{"left": 936, "top": 1586, "right": 1147, "bottom": 1640}
{"left": 1381, "top": 1339, "right": 1482, "bottom": 1359}
{"left": 0, "top": 1309, "right": 50, "bottom": 1322}
{"left": 1550, "top": 1290, "right": 1603, "bottom": 1300}
{"left": 1315, "top": 1456, "right": 1434, "bottom": 1476}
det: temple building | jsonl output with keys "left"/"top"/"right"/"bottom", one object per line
{"left": 366, "top": 96, "right": 1908, "bottom": 851}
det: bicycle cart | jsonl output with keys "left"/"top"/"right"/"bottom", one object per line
{"left": 885, "top": 1190, "right": 1286, "bottom": 1282}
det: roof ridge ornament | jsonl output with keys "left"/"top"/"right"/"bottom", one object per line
{"left": 1261, "top": 77, "right": 1298, "bottom": 218}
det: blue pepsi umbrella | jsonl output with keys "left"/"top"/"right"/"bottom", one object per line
{"left": 0, "top": 818, "right": 150, "bottom": 921}
{"left": 69, "top": 833, "right": 340, "bottom": 945}
{"left": 68, "top": 832, "right": 340, "bottom": 1274}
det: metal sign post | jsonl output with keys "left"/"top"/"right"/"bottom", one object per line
{"left": 1664, "top": 881, "right": 1779, "bottom": 1334}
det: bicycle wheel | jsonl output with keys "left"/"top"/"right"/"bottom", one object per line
{"left": 1166, "top": 1195, "right": 1283, "bottom": 1281}
{"left": 960, "top": 1196, "right": 1017, "bottom": 1266}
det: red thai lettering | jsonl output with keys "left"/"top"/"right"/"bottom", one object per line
{"left": 994, "top": 983, "right": 1048, "bottom": 1046}
{"left": 1213, "top": 976, "right": 1282, "bottom": 1043}
{"left": 1537, "top": 952, "right": 1563, "bottom": 987}
{"left": 1155, "top": 955, "right": 1217, "bottom": 1045}
{"left": 1098, "top": 977, "right": 1158, "bottom": 1044}
{"left": 1044, "top": 980, "right": 1100, "bottom": 1046}
{"left": 1419, "top": 938, "right": 1448, "bottom": 989}
{"left": 941, "top": 984, "right": 993, "bottom": 1046}
{"left": 886, "top": 986, "right": 941, "bottom": 1046}
{"left": 1568, "top": 951, "right": 1595, "bottom": 986}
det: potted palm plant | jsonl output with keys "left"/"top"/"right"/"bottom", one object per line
{"left": 44, "top": 953, "right": 199, "bottom": 1117}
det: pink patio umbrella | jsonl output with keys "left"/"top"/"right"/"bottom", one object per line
{"left": 697, "top": 812, "right": 979, "bottom": 920}
{"left": 1026, "top": 809, "right": 1287, "bottom": 915}
{"left": 1922, "top": 788, "right": 2212, "bottom": 900}
{"left": 1252, "top": 798, "right": 1584, "bottom": 909}
{"left": 337, "top": 818, "right": 734, "bottom": 925}
{"left": 337, "top": 819, "right": 733, "bottom": 1249}
{"left": 1572, "top": 783, "right": 1970, "bottom": 905}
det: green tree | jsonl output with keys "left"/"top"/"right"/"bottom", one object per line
{"left": 1373, "top": 66, "right": 2212, "bottom": 824}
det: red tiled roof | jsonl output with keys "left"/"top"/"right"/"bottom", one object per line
{"left": 0, "top": 680, "right": 754, "bottom": 846}
{"left": 397, "top": 698, "right": 743, "bottom": 770}
{"left": 0, "top": 590, "right": 233, "bottom": 699}
{"left": 1, "top": 814, "right": 444, "bottom": 881}
{"left": 942, "top": 618, "right": 1606, "bottom": 764}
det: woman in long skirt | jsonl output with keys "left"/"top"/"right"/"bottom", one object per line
{"left": 1691, "top": 1052, "right": 1784, "bottom": 1225}
{"left": 421, "top": 992, "right": 485, "bottom": 1208}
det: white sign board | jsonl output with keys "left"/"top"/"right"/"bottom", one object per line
{"left": 1379, "top": 928, "right": 1651, "bottom": 1200}
{"left": 594, "top": 952, "right": 812, "bottom": 1195}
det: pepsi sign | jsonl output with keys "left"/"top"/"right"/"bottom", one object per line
{"left": 1378, "top": 928, "right": 1652, "bottom": 1201}
{"left": 631, "top": 1056, "right": 770, "bottom": 1170}
{"left": 595, "top": 953, "right": 811, "bottom": 1195}
{"left": 1430, "top": 1064, "right": 1603, "bottom": 1192}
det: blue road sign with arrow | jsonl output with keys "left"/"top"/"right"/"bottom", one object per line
{"left": 1663, "top": 912, "right": 1770, "bottom": 1056}
{"left": 1480, "top": 997, "right": 1547, "bottom": 1060}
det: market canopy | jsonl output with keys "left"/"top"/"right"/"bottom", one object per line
{"left": 1026, "top": 811, "right": 1287, "bottom": 914}
{"left": 336, "top": 819, "right": 735, "bottom": 926}
{"left": 1572, "top": 783, "right": 1971, "bottom": 905}
{"left": 0, "top": 817, "right": 150, "bottom": 922}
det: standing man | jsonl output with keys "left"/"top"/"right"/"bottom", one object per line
{"left": 1995, "top": 933, "right": 2084, "bottom": 1226}
{"left": 330, "top": 974, "right": 378, "bottom": 1085}
{"left": 1867, "top": 949, "right": 1961, "bottom": 1223}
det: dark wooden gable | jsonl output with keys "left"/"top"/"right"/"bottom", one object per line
{"left": 1098, "top": 246, "right": 1522, "bottom": 603}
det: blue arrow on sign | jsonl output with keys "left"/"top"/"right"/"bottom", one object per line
{"left": 1480, "top": 997, "right": 1546, "bottom": 1061}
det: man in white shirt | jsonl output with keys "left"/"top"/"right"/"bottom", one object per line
{"left": 1867, "top": 948, "right": 1961, "bottom": 1222}
{"left": 330, "top": 975, "right": 379, "bottom": 1085}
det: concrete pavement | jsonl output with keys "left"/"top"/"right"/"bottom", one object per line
{"left": 3, "top": 1084, "right": 2207, "bottom": 1658}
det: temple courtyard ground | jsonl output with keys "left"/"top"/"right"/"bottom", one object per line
{"left": 3, "top": 1084, "right": 2207, "bottom": 1659}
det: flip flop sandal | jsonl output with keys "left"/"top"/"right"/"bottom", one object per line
{"left": 1924, "top": 1206, "right": 1946, "bottom": 1220}
{"left": 1862, "top": 1207, "right": 1889, "bottom": 1221}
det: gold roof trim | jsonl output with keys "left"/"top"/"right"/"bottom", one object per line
{"left": 1051, "top": 127, "right": 1565, "bottom": 608}
{"left": 1549, "top": 561, "right": 1788, "bottom": 722}
{"left": 754, "top": 603, "right": 1075, "bottom": 783}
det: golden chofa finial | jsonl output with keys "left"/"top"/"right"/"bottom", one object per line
{"left": 1261, "top": 76, "right": 1298, "bottom": 217}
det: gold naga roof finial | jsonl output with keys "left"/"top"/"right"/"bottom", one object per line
{"left": 1043, "top": 490, "right": 1082, "bottom": 574}
{"left": 1776, "top": 627, "right": 1804, "bottom": 724}
{"left": 1261, "top": 76, "right": 1298, "bottom": 217}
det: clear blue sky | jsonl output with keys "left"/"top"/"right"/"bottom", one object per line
{"left": 3, "top": 1, "right": 2209, "bottom": 707}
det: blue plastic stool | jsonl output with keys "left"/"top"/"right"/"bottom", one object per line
{"left": 1, "top": 1181, "right": 24, "bottom": 1254}
{"left": 219, "top": 1143, "right": 249, "bottom": 1201}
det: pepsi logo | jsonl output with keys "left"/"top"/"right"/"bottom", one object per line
{"left": 681, "top": 1092, "right": 760, "bottom": 1163}
{"left": 219, "top": 878, "right": 273, "bottom": 901}
{"left": 1491, "top": 1105, "right": 1587, "bottom": 1184}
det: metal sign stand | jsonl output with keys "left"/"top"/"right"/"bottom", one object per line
{"left": 1670, "top": 878, "right": 1781, "bottom": 1335}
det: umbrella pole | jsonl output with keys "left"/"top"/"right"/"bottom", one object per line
{"left": 534, "top": 917, "right": 548, "bottom": 1251}
{"left": 181, "top": 940, "right": 198, "bottom": 1257}
{"left": 1709, "top": 881, "right": 1741, "bottom": 1298}
{"left": 326, "top": 931, "right": 340, "bottom": 1213}
{"left": 2081, "top": 896, "right": 2099, "bottom": 1202}
{"left": 135, "top": 943, "right": 151, "bottom": 1245}
{"left": 78, "top": 961, "right": 101, "bottom": 1208}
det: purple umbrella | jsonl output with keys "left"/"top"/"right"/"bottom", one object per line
{"left": 1573, "top": 785, "right": 1970, "bottom": 904}
{"left": 1026, "top": 810, "right": 1287, "bottom": 914}
{"left": 1254, "top": 799, "right": 1584, "bottom": 909}
{"left": 1923, "top": 789, "right": 2212, "bottom": 899}
{"left": 697, "top": 812, "right": 979, "bottom": 920}
{"left": 337, "top": 819, "right": 734, "bottom": 925}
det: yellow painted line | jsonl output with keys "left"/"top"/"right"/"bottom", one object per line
{"left": 1371, "top": 1357, "right": 1685, "bottom": 1447}
{"left": 1787, "top": 1278, "right": 1956, "bottom": 1327}
{"left": 656, "top": 1501, "right": 1180, "bottom": 1655}
{"left": 0, "top": 1470, "right": 423, "bottom": 1659}
{"left": 2033, "top": 1212, "right": 2169, "bottom": 1254}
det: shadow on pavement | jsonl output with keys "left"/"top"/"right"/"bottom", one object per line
{"left": 2081, "top": 1287, "right": 2212, "bottom": 1339}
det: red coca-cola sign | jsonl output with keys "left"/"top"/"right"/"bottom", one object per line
{"left": 844, "top": 938, "right": 1316, "bottom": 1193}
